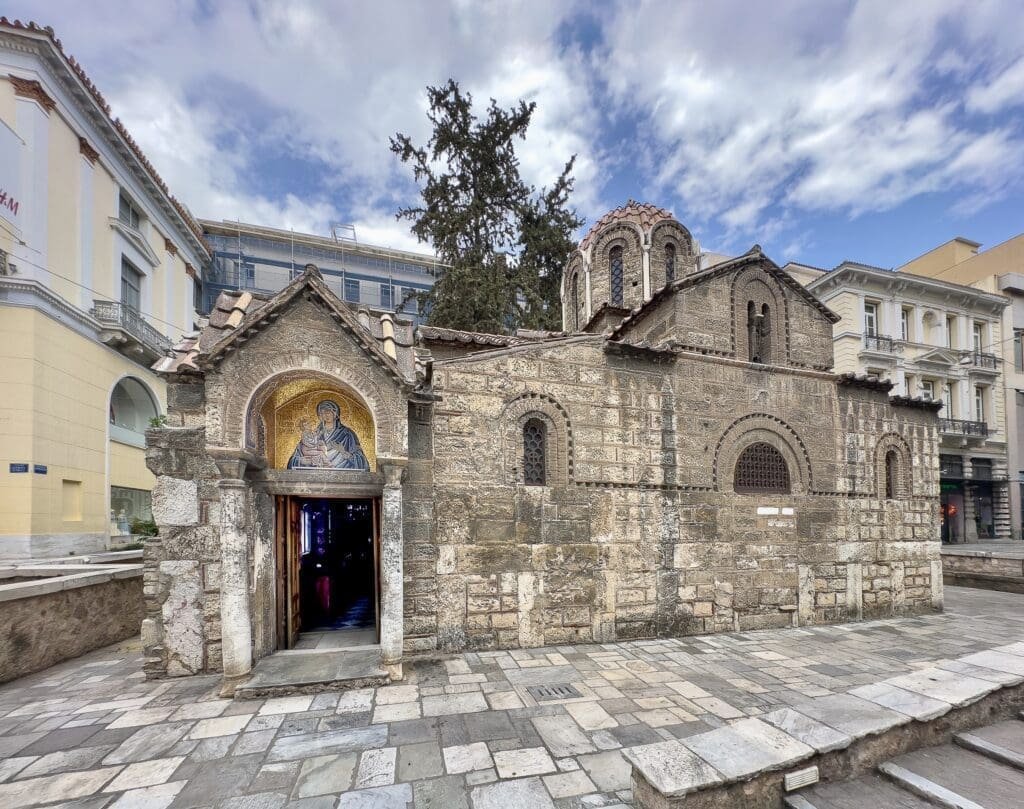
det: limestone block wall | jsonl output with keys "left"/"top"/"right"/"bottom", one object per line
{"left": 0, "top": 572, "right": 142, "bottom": 683}
{"left": 403, "top": 340, "right": 941, "bottom": 655}
{"left": 143, "top": 425, "right": 226, "bottom": 677}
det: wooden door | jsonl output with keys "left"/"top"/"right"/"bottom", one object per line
{"left": 275, "top": 496, "right": 287, "bottom": 649}
{"left": 287, "top": 497, "right": 302, "bottom": 648}
{"left": 372, "top": 497, "right": 381, "bottom": 642}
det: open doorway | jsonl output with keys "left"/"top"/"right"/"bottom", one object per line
{"left": 276, "top": 496, "right": 380, "bottom": 650}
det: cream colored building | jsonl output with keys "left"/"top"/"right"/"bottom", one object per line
{"left": 794, "top": 261, "right": 1010, "bottom": 542}
{"left": 901, "top": 234, "right": 1024, "bottom": 538}
{"left": 0, "top": 22, "right": 209, "bottom": 558}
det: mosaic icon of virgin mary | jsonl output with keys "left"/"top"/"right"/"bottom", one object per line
{"left": 287, "top": 399, "right": 369, "bottom": 471}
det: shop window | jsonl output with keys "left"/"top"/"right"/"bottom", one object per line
{"left": 734, "top": 442, "right": 790, "bottom": 494}
{"left": 110, "top": 486, "right": 153, "bottom": 535}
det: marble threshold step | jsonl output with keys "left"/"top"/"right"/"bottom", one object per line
{"left": 234, "top": 646, "right": 390, "bottom": 699}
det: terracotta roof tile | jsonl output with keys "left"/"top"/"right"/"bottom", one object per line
{"left": 580, "top": 200, "right": 675, "bottom": 249}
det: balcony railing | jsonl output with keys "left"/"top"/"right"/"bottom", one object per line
{"left": 939, "top": 417, "right": 989, "bottom": 437}
{"left": 92, "top": 300, "right": 171, "bottom": 357}
{"left": 863, "top": 334, "right": 901, "bottom": 353}
{"left": 960, "top": 351, "right": 998, "bottom": 370}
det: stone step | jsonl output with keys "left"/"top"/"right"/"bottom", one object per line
{"left": 954, "top": 719, "right": 1024, "bottom": 770}
{"left": 784, "top": 774, "right": 937, "bottom": 809}
{"left": 880, "top": 743, "right": 1024, "bottom": 808}
{"left": 234, "top": 647, "right": 389, "bottom": 699}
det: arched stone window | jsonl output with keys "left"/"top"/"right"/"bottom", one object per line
{"left": 665, "top": 243, "right": 676, "bottom": 283}
{"left": 502, "top": 394, "right": 572, "bottom": 486}
{"left": 571, "top": 272, "right": 580, "bottom": 331}
{"left": 610, "top": 245, "right": 624, "bottom": 306}
{"left": 523, "top": 418, "right": 547, "bottom": 485}
{"left": 734, "top": 442, "right": 791, "bottom": 494}
{"left": 747, "top": 302, "right": 773, "bottom": 363}
{"left": 885, "top": 449, "right": 899, "bottom": 499}
{"left": 874, "top": 434, "right": 911, "bottom": 499}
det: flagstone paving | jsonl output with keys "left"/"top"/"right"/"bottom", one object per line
{"left": 2, "top": 586, "right": 1024, "bottom": 808}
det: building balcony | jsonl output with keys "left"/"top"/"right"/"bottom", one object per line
{"left": 862, "top": 334, "right": 902, "bottom": 353}
{"left": 92, "top": 300, "right": 171, "bottom": 362}
{"left": 959, "top": 351, "right": 999, "bottom": 372}
{"left": 939, "top": 417, "right": 989, "bottom": 440}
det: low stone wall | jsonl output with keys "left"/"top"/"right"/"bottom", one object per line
{"left": 0, "top": 565, "right": 143, "bottom": 684}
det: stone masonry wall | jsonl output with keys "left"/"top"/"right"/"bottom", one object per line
{"left": 403, "top": 338, "right": 940, "bottom": 655}
{"left": 0, "top": 576, "right": 142, "bottom": 684}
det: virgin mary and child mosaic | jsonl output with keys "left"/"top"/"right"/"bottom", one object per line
{"left": 287, "top": 399, "right": 369, "bottom": 470}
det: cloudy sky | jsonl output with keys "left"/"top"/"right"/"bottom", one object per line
{"left": 17, "top": 0, "right": 1024, "bottom": 268}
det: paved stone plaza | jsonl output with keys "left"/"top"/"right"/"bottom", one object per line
{"left": 1, "top": 586, "right": 1022, "bottom": 809}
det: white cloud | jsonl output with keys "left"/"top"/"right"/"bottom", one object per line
{"left": 14, "top": 0, "right": 1024, "bottom": 260}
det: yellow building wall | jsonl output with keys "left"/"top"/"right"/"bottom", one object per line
{"left": 0, "top": 76, "right": 15, "bottom": 127}
{"left": 0, "top": 307, "right": 165, "bottom": 539}
{"left": 901, "top": 238, "right": 981, "bottom": 279}
{"left": 47, "top": 108, "right": 83, "bottom": 306}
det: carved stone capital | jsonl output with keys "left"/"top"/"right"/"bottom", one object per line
{"left": 377, "top": 455, "right": 408, "bottom": 487}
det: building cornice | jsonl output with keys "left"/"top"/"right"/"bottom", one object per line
{"left": 809, "top": 265, "right": 1009, "bottom": 316}
{"left": 0, "top": 20, "right": 210, "bottom": 265}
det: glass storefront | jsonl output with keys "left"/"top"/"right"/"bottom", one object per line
{"left": 110, "top": 486, "right": 152, "bottom": 536}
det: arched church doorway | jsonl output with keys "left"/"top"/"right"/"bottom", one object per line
{"left": 249, "top": 371, "right": 384, "bottom": 652}
{"left": 276, "top": 496, "right": 380, "bottom": 650}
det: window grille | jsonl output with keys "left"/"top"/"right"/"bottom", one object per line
{"left": 885, "top": 449, "right": 899, "bottom": 499}
{"left": 610, "top": 246, "right": 624, "bottom": 306}
{"left": 665, "top": 243, "right": 676, "bottom": 283}
{"left": 734, "top": 442, "right": 790, "bottom": 494}
{"left": 523, "top": 418, "right": 547, "bottom": 485}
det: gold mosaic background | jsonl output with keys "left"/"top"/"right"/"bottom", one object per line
{"left": 261, "top": 378, "right": 376, "bottom": 471}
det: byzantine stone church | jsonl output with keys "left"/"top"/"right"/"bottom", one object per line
{"left": 144, "top": 201, "right": 943, "bottom": 686}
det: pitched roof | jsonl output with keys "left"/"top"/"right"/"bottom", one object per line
{"left": 609, "top": 246, "right": 840, "bottom": 342}
{"left": 0, "top": 18, "right": 209, "bottom": 259}
{"left": 154, "top": 266, "right": 421, "bottom": 387}
{"left": 580, "top": 200, "right": 675, "bottom": 249}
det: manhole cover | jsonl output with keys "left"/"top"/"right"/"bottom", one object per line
{"left": 526, "top": 683, "right": 582, "bottom": 701}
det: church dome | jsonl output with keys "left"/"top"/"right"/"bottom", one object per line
{"left": 579, "top": 200, "right": 676, "bottom": 250}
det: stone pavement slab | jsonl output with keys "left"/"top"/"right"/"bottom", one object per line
{"left": 2, "top": 587, "right": 1024, "bottom": 809}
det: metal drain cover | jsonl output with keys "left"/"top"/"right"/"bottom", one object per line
{"left": 526, "top": 683, "right": 582, "bottom": 701}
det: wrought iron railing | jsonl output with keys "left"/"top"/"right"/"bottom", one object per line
{"left": 92, "top": 300, "right": 171, "bottom": 354}
{"left": 863, "top": 334, "right": 901, "bottom": 352}
{"left": 960, "top": 351, "right": 998, "bottom": 370}
{"left": 939, "top": 417, "right": 989, "bottom": 437}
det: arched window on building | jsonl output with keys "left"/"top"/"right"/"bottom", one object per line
{"left": 610, "top": 245, "right": 624, "bottom": 306}
{"left": 885, "top": 449, "right": 899, "bottom": 499}
{"left": 571, "top": 272, "right": 580, "bottom": 331}
{"left": 734, "top": 442, "right": 790, "bottom": 494}
{"left": 523, "top": 418, "right": 547, "bottom": 485}
{"left": 747, "top": 302, "right": 772, "bottom": 364}
{"left": 665, "top": 243, "right": 676, "bottom": 283}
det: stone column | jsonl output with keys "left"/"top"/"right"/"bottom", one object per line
{"left": 379, "top": 458, "right": 407, "bottom": 677}
{"left": 219, "top": 477, "right": 253, "bottom": 687}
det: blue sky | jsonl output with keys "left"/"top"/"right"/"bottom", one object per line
{"left": 17, "top": 0, "right": 1024, "bottom": 269}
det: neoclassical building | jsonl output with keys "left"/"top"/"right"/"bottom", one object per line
{"left": 144, "top": 201, "right": 943, "bottom": 688}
